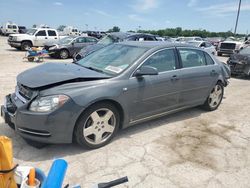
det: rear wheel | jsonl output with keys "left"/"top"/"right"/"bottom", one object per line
{"left": 202, "top": 82, "right": 224, "bottom": 111}
{"left": 59, "top": 49, "right": 69, "bottom": 59}
{"left": 74, "top": 102, "right": 120, "bottom": 149}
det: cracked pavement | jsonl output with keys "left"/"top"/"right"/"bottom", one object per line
{"left": 0, "top": 36, "right": 250, "bottom": 187}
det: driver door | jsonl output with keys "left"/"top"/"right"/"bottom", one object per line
{"left": 126, "top": 48, "right": 182, "bottom": 122}
{"left": 34, "top": 30, "right": 47, "bottom": 46}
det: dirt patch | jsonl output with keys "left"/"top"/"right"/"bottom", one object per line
{"left": 157, "top": 119, "right": 239, "bottom": 171}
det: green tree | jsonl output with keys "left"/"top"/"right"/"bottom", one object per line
{"left": 107, "top": 26, "right": 120, "bottom": 32}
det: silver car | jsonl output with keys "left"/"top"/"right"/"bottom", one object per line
{"left": 187, "top": 41, "right": 216, "bottom": 55}
{"left": 1, "top": 42, "right": 230, "bottom": 149}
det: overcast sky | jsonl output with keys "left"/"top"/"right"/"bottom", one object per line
{"left": 0, "top": 0, "right": 249, "bottom": 34}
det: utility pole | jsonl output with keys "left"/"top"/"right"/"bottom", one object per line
{"left": 234, "top": 0, "right": 241, "bottom": 35}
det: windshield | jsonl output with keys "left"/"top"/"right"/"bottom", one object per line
{"left": 239, "top": 47, "right": 250, "bottom": 54}
{"left": 97, "top": 35, "right": 115, "bottom": 45}
{"left": 76, "top": 44, "right": 148, "bottom": 76}
{"left": 58, "top": 37, "right": 75, "bottom": 44}
{"left": 187, "top": 41, "right": 200, "bottom": 47}
{"left": 27, "top": 29, "right": 37, "bottom": 35}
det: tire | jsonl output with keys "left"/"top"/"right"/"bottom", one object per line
{"left": 21, "top": 41, "right": 32, "bottom": 51}
{"left": 202, "top": 82, "right": 224, "bottom": 111}
{"left": 74, "top": 102, "right": 120, "bottom": 149}
{"left": 59, "top": 49, "right": 69, "bottom": 59}
{"left": 217, "top": 52, "right": 222, "bottom": 56}
{"left": 27, "top": 56, "right": 35, "bottom": 62}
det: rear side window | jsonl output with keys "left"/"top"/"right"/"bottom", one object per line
{"left": 35, "top": 30, "right": 46, "bottom": 36}
{"left": 13, "top": 25, "right": 17, "bottom": 29}
{"left": 86, "top": 38, "right": 97, "bottom": 42}
{"left": 204, "top": 52, "right": 215, "bottom": 65}
{"left": 142, "top": 49, "right": 176, "bottom": 72}
{"left": 179, "top": 49, "right": 206, "bottom": 68}
{"left": 76, "top": 37, "right": 86, "bottom": 43}
{"left": 48, "top": 30, "right": 57, "bottom": 36}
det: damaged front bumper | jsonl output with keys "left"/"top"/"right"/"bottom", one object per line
{"left": 227, "top": 60, "right": 250, "bottom": 76}
{"left": 1, "top": 93, "right": 83, "bottom": 144}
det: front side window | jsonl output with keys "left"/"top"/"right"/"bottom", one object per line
{"left": 179, "top": 49, "right": 206, "bottom": 68}
{"left": 77, "top": 44, "right": 148, "bottom": 76}
{"left": 205, "top": 42, "right": 212, "bottom": 47}
{"left": 239, "top": 47, "right": 250, "bottom": 54}
{"left": 142, "top": 49, "right": 176, "bottom": 72}
{"left": 48, "top": 30, "right": 57, "bottom": 36}
{"left": 13, "top": 25, "right": 17, "bottom": 29}
{"left": 35, "top": 30, "right": 46, "bottom": 36}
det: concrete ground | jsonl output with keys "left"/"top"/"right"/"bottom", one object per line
{"left": 0, "top": 36, "right": 250, "bottom": 188}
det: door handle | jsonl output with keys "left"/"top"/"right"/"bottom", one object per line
{"left": 45, "top": 37, "right": 48, "bottom": 39}
{"left": 54, "top": 37, "right": 57, "bottom": 39}
{"left": 171, "top": 75, "right": 179, "bottom": 81}
{"left": 210, "top": 70, "right": 217, "bottom": 76}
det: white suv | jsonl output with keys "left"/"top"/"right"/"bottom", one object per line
{"left": 8, "top": 28, "right": 65, "bottom": 50}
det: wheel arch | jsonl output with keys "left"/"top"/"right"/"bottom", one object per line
{"left": 72, "top": 99, "right": 125, "bottom": 142}
{"left": 21, "top": 40, "right": 33, "bottom": 46}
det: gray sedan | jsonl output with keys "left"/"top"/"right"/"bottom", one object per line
{"left": 1, "top": 42, "right": 230, "bottom": 148}
{"left": 48, "top": 36, "right": 98, "bottom": 59}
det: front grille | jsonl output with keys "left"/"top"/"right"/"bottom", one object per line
{"left": 17, "top": 83, "right": 33, "bottom": 100}
{"left": 220, "top": 43, "right": 236, "bottom": 50}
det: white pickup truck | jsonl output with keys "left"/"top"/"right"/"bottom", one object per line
{"left": 8, "top": 28, "right": 65, "bottom": 50}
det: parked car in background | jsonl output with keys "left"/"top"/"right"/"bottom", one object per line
{"left": 73, "top": 32, "right": 157, "bottom": 61}
{"left": 61, "top": 26, "right": 80, "bottom": 36}
{"left": 8, "top": 28, "right": 66, "bottom": 50}
{"left": 87, "top": 31, "right": 106, "bottom": 39}
{"left": 1, "top": 42, "right": 230, "bottom": 148}
{"left": 18, "top": 26, "right": 27, "bottom": 34}
{"left": 125, "top": 33, "right": 157, "bottom": 41}
{"left": 2, "top": 22, "right": 19, "bottom": 36}
{"left": 48, "top": 36, "right": 98, "bottom": 59}
{"left": 227, "top": 46, "right": 250, "bottom": 77}
{"left": 73, "top": 32, "right": 130, "bottom": 61}
{"left": 217, "top": 37, "right": 243, "bottom": 56}
{"left": 187, "top": 41, "right": 216, "bottom": 55}
{"left": 206, "top": 37, "right": 225, "bottom": 50}
{"left": 0, "top": 26, "right": 3, "bottom": 35}
{"left": 184, "top": 37, "right": 203, "bottom": 42}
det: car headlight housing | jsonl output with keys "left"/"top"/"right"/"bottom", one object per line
{"left": 29, "top": 95, "right": 69, "bottom": 112}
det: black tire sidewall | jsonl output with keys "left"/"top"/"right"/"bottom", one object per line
{"left": 74, "top": 102, "right": 120, "bottom": 149}
{"left": 21, "top": 41, "right": 32, "bottom": 51}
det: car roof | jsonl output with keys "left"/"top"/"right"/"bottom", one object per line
{"left": 117, "top": 41, "right": 199, "bottom": 50}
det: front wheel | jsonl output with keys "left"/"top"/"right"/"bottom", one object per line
{"left": 202, "top": 82, "right": 224, "bottom": 111}
{"left": 59, "top": 49, "right": 69, "bottom": 59}
{"left": 74, "top": 102, "right": 120, "bottom": 149}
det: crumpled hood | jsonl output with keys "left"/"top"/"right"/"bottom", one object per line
{"left": 231, "top": 53, "right": 250, "bottom": 63}
{"left": 17, "top": 63, "right": 110, "bottom": 89}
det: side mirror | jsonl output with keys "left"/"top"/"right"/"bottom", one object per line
{"left": 134, "top": 66, "right": 158, "bottom": 77}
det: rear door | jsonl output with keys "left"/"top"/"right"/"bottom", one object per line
{"left": 177, "top": 48, "right": 219, "bottom": 107}
{"left": 47, "top": 30, "right": 58, "bottom": 43}
{"left": 127, "top": 48, "right": 182, "bottom": 122}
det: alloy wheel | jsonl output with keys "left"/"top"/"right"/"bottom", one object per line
{"left": 83, "top": 108, "right": 116, "bottom": 145}
{"left": 208, "top": 84, "right": 223, "bottom": 108}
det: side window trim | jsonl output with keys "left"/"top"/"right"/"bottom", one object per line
{"left": 131, "top": 47, "right": 179, "bottom": 78}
